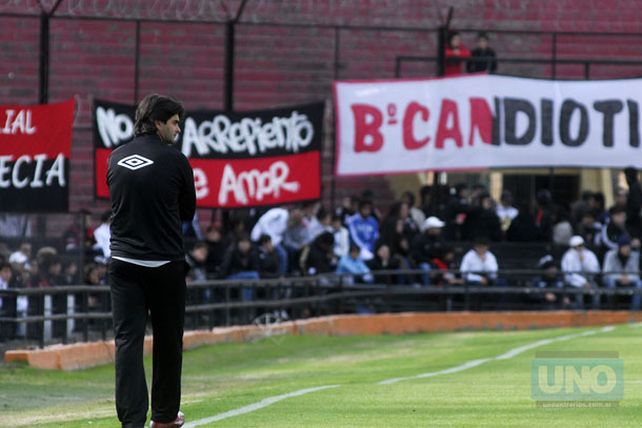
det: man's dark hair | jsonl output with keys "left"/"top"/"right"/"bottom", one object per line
{"left": 258, "top": 234, "right": 272, "bottom": 245}
{"left": 134, "top": 94, "right": 184, "bottom": 136}
{"left": 192, "top": 241, "right": 208, "bottom": 251}
{"left": 477, "top": 31, "right": 489, "bottom": 40}
{"left": 358, "top": 199, "right": 373, "bottom": 211}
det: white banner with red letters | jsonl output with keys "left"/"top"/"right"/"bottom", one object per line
{"left": 334, "top": 75, "right": 642, "bottom": 175}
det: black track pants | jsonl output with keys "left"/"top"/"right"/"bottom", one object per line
{"left": 109, "top": 259, "right": 186, "bottom": 427}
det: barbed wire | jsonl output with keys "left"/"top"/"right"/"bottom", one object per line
{"left": 1, "top": 0, "right": 433, "bottom": 23}
{"left": 0, "top": 0, "right": 234, "bottom": 21}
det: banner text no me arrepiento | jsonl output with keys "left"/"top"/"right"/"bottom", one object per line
{"left": 334, "top": 75, "right": 642, "bottom": 175}
{"left": 94, "top": 101, "right": 324, "bottom": 208}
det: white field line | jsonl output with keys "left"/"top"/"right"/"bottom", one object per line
{"left": 182, "top": 385, "right": 339, "bottom": 427}
{"left": 378, "top": 326, "right": 615, "bottom": 385}
{"left": 181, "top": 326, "right": 616, "bottom": 425}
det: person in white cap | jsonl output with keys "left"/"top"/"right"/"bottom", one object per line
{"left": 410, "top": 217, "right": 446, "bottom": 286}
{"left": 561, "top": 235, "right": 600, "bottom": 309}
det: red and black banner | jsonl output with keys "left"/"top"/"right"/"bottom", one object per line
{"left": 0, "top": 99, "right": 74, "bottom": 212}
{"left": 94, "top": 100, "right": 324, "bottom": 208}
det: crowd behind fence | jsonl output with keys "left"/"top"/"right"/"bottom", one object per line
{"left": 1, "top": 268, "right": 642, "bottom": 349}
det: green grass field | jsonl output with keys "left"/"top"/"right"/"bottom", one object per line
{"left": 1, "top": 323, "right": 641, "bottom": 427}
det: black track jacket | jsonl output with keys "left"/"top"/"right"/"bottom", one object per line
{"left": 107, "top": 133, "right": 196, "bottom": 261}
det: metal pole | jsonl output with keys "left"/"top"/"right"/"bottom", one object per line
{"left": 222, "top": 0, "right": 249, "bottom": 112}
{"left": 437, "top": 26, "right": 446, "bottom": 77}
{"left": 551, "top": 33, "right": 557, "bottom": 79}
{"left": 134, "top": 20, "right": 141, "bottom": 103}
{"left": 330, "top": 27, "right": 340, "bottom": 211}
{"left": 38, "top": 12, "right": 50, "bottom": 104}
{"left": 223, "top": 20, "right": 235, "bottom": 111}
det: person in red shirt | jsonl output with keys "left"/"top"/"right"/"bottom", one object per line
{"left": 444, "top": 31, "right": 470, "bottom": 76}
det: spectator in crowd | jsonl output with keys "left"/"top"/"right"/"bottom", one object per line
{"left": 62, "top": 210, "right": 94, "bottom": 253}
{"left": 444, "top": 31, "right": 470, "bottom": 76}
{"left": 226, "top": 216, "right": 251, "bottom": 247}
{"left": 9, "top": 242, "right": 32, "bottom": 271}
{"left": 506, "top": 204, "right": 539, "bottom": 242}
{"left": 37, "top": 248, "right": 63, "bottom": 288}
{"left": 410, "top": 216, "right": 446, "bottom": 286}
{"left": 401, "top": 191, "right": 426, "bottom": 231}
{"left": 423, "top": 184, "right": 450, "bottom": 220}
{"left": 335, "top": 195, "right": 357, "bottom": 225}
{"left": 283, "top": 207, "right": 313, "bottom": 273}
{"left": 460, "top": 239, "right": 498, "bottom": 286}
{"left": 250, "top": 206, "right": 289, "bottom": 274}
{"left": 380, "top": 202, "right": 418, "bottom": 259}
{"left": 593, "top": 191, "right": 609, "bottom": 225}
{"left": 576, "top": 211, "right": 601, "bottom": 247}
{"left": 367, "top": 243, "right": 402, "bottom": 285}
{"left": 462, "top": 192, "right": 502, "bottom": 242}
{"left": 360, "top": 189, "right": 383, "bottom": 220}
{"left": 534, "top": 189, "right": 555, "bottom": 241}
{"left": 84, "top": 263, "right": 105, "bottom": 312}
{"left": 444, "top": 183, "right": 470, "bottom": 241}
{"left": 312, "top": 207, "right": 333, "bottom": 237}
{"left": 185, "top": 241, "right": 209, "bottom": 282}
{"left": 600, "top": 206, "right": 630, "bottom": 251}
{"left": 302, "top": 202, "right": 323, "bottom": 241}
{"left": 256, "top": 234, "right": 280, "bottom": 279}
{"left": 346, "top": 199, "right": 379, "bottom": 261}
{"left": 304, "top": 231, "right": 336, "bottom": 277}
{"left": 424, "top": 246, "right": 463, "bottom": 287}
{"left": 0, "top": 261, "right": 15, "bottom": 340}
{"left": 62, "top": 261, "right": 79, "bottom": 285}
{"left": 466, "top": 31, "right": 497, "bottom": 73}
{"left": 531, "top": 255, "right": 569, "bottom": 309}
{"left": 0, "top": 262, "right": 12, "bottom": 315}
{"left": 330, "top": 214, "right": 350, "bottom": 259}
{"left": 219, "top": 235, "right": 259, "bottom": 301}
{"left": 624, "top": 166, "right": 642, "bottom": 239}
{"left": 93, "top": 210, "right": 112, "bottom": 262}
{"left": 571, "top": 190, "right": 596, "bottom": 226}
{"left": 561, "top": 235, "right": 600, "bottom": 309}
{"left": 552, "top": 208, "right": 574, "bottom": 246}
{"left": 496, "top": 190, "right": 518, "bottom": 235}
{"left": 204, "top": 225, "right": 226, "bottom": 277}
{"left": 602, "top": 235, "right": 642, "bottom": 310}
{"left": 336, "top": 244, "right": 374, "bottom": 285}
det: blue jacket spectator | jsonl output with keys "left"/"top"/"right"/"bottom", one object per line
{"left": 336, "top": 244, "right": 373, "bottom": 285}
{"left": 346, "top": 200, "right": 379, "bottom": 261}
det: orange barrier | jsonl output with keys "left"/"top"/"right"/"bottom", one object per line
{"left": 5, "top": 311, "right": 642, "bottom": 370}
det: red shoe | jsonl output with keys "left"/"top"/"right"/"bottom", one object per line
{"left": 150, "top": 411, "right": 184, "bottom": 428}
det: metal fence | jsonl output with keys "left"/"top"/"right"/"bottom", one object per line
{"left": 2, "top": 269, "right": 641, "bottom": 349}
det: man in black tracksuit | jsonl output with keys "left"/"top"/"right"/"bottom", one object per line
{"left": 107, "top": 94, "right": 196, "bottom": 428}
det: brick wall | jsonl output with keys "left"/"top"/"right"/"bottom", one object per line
{"left": 2, "top": 0, "right": 642, "bottom": 232}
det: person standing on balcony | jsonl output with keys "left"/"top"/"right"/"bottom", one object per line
{"left": 108, "top": 94, "right": 195, "bottom": 428}
{"left": 444, "top": 31, "right": 470, "bottom": 76}
{"left": 466, "top": 31, "right": 497, "bottom": 73}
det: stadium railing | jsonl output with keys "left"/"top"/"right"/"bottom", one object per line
{"left": 1, "top": 269, "right": 641, "bottom": 349}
